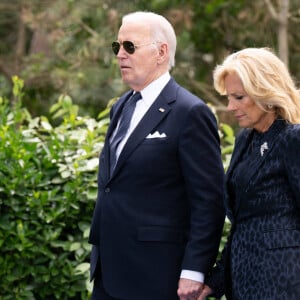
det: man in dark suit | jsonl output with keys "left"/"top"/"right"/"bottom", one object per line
{"left": 89, "top": 11, "right": 225, "bottom": 300}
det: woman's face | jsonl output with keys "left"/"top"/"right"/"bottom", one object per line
{"left": 224, "top": 73, "right": 275, "bottom": 132}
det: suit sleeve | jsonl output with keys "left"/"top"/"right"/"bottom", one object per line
{"left": 204, "top": 230, "right": 231, "bottom": 298}
{"left": 179, "top": 101, "right": 225, "bottom": 274}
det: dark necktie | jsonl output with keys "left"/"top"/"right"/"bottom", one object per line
{"left": 110, "top": 92, "right": 141, "bottom": 175}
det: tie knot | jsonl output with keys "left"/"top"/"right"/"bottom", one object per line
{"left": 130, "top": 91, "right": 142, "bottom": 103}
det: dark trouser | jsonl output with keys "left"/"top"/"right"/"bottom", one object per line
{"left": 91, "top": 276, "right": 122, "bottom": 300}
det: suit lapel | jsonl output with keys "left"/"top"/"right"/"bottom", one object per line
{"left": 110, "top": 78, "right": 178, "bottom": 179}
{"left": 238, "top": 120, "right": 286, "bottom": 191}
{"left": 107, "top": 91, "right": 133, "bottom": 139}
{"left": 230, "top": 120, "right": 286, "bottom": 216}
{"left": 112, "top": 96, "right": 171, "bottom": 177}
{"left": 225, "top": 129, "right": 252, "bottom": 220}
{"left": 101, "top": 91, "right": 133, "bottom": 183}
{"left": 226, "top": 129, "right": 253, "bottom": 179}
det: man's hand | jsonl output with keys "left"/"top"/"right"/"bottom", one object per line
{"left": 177, "top": 278, "right": 203, "bottom": 300}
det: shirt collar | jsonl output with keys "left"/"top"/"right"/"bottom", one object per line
{"left": 139, "top": 72, "right": 171, "bottom": 107}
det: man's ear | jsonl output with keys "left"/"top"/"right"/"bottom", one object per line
{"left": 157, "top": 43, "right": 168, "bottom": 65}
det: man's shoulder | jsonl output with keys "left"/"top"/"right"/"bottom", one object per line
{"left": 165, "top": 78, "right": 206, "bottom": 106}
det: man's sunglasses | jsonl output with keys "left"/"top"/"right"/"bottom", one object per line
{"left": 111, "top": 41, "right": 156, "bottom": 55}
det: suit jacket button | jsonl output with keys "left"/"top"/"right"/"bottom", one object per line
{"left": 105, "top": 187, "right": 110, "bottom": 193}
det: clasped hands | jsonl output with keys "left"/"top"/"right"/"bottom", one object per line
{"left": 177, "top": 278, "right": 212, "bottom": 300}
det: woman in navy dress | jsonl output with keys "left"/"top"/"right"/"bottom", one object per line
{"left": 200, "top": 48, "right": 300, "bottom": 300}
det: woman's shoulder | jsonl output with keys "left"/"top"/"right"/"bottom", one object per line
{"left": 278, "top": 122, "right": 300, "bottom": 152}
{"left": 285, "top": 122, "right": 300, "bottom": 132}
{"left": 283, "top": 123, "right": 300, "bottom": 140}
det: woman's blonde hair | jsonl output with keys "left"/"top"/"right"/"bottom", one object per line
{"left": 213, "top": 47, "right": 300, "bottom": 123}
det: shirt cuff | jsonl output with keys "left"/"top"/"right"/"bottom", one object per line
{"left": 180, "top": 270, "right": 204, "bottom": 283}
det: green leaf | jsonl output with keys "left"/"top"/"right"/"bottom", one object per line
{"left": 75, "top": 263, "right": 90, "bottom": 275}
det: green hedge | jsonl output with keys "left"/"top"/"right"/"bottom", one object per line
{"left": 0, "top": 77, "right": 233, "bottom": 299}
{"left": 0, "top": 77, "right": 111, "bottom": 299}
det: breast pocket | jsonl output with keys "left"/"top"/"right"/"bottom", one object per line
{"left": 142, "top": 137, "right": 169, "bottom": 145}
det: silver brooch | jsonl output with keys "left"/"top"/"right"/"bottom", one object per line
{"left": 260, "top": 142, "right": 268, "bottom": 156}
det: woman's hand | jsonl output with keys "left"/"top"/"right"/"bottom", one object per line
{"left": 197, "top": 284, "right": 213, "bottom": 300}
{"left": 177, "top": 278, "right": 203, "bottom": 300}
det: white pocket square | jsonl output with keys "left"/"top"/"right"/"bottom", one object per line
{"left": 146, "top": 131, "right": 167, "bottom": 139}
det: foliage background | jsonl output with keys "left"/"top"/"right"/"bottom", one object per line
{"left": 0, "top": 77, "right": 108, "bottom": 299}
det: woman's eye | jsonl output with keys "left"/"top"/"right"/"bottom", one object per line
{"left": 235, "top": 95, "right": 244, "bottom": 100}
{"left": 226, "top": 94, "right": 245, "bottom": 101}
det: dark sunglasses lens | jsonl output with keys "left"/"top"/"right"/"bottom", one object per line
{"left": 112, "top": 42, "right": 120, "bottom": 55}
{"left": 123, "top": 41, "right": 135, "bottom": 54}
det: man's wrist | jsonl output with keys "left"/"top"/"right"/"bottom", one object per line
{"left": 180, "top": 269, "right": 204, "bottom": 283}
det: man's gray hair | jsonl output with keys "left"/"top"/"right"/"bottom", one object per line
{"left": 122, "top": 11, "right": 177, "bottom": 69}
